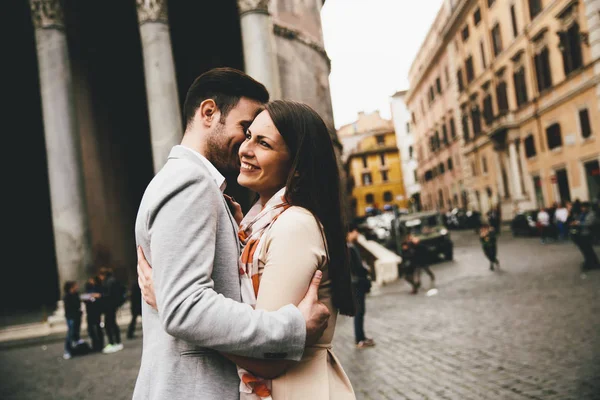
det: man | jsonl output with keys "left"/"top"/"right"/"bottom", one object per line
{"left": 555, "top": 202, "right": 569, "bottom": 241}
{"left": 133, "top": 68, "right": 329, "bottom": 400}
{"left": 537, "top": 208, "right": 550, "bottom": 244}
{"left": 98, "top": 267, "right": 124, "bottom": 354}
{"left": 570, "top": 202, "right": 600, "bottom": 271}
{"left": 347, "top": 224, "right": 375, "bottom": 349}
{"left": 127, "top": 280, "right": 142, "bottom": 339}
{"left": 401, "top": 234, "right": 435, "bottom": 294}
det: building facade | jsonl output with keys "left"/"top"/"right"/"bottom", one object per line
{"left": 408, "top": 0, "right": 600, "bottom": 220}
{"left": 338, "top": 111, "right": 409, "bottom": 217}
{"left": 5, "top": 0, "right": 334, "bottom": 312}
{"left": 406, "top": 4, "right": 472, "bottom": 213}
{"left": 390, "top": 90, "right": 422, "bottom": 211}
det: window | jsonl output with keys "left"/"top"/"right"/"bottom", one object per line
{"left": 534, "top": 47, "right": 552, "bottom": 91}
{"left": 510, "top": 5, "right": 519, "bottom": 37}
{"left": 383, "top": 191, "right": 393, "bottom": 202}
{"left": 457, "top": 68, "right": 465, "bottom": 91}
{"left": 429, "top": 86, "right": 435, "bottom": 103}
{"left": 482, "top": 156, "right": 488, "bottom": 174}
{"left": 480, "top": 41, "right": 487, "bottom": 68}
{"left": 445, "top": 66, "right": 450, "bottom": 85}
{"left": 491, "top": 24, "right": 503, "bottom": 56}
{"left": 546, "top": 123, "right": 563, "bottom": 150}
{"left": 473, "top": 8, "right": 481, "bottom": 25}
{"left": 438, "top": 189, "right": 444, "bottom": 208}
{"left": 524, "top": 134, "right": 537, "bottom": 158}
{"left": 376, "top": 135, "right": 385, "bottom": 146}
{"left": 381, "top": 170, "right": 389, "bottom": 182}
{"left": 513, "top": 67, "right": 529, "bottom": 106}
{"left": 462, "top": 114, "right": 471, "bottom": 141}
{"left": 414, "top": 170, "right": 418, "bottom": 183}
{"left": 362, "top": 156, "right": 368, "bottom": 168}
{"left": 411, "top": 113, "right": 416, "bottom": 124}
{"left": 496, "top": 81, "right": 509, "bottom": 114}
{"left": 579, "top": 108, "right": 592, "bottom": 139}
{"left": 559, "top": 23, "right": 584, "bottom": 76}
{"left": 488, "top": 0, "right": 496, "bottom": 7}
{"left": 439, "top": 162, "right": 445, "bottom": 174}
{"left": 436, "top": 77, "right": 442, "bottom": 94}
{"left": 379, "top": 153, "right": 386, "bottom": 165}
{"left": 449, "top": 118, "right": 457, "bottom": 139}
{"left": 448, "top": 157, "right": 454, "bottom": 171}
{"left": 528, "top": 0, "right": 542, "bottom": 20}
{"left": 365, "top": 193, "right": 374, "bottom": 203}
{"left": 462, "top": 25, "right": 470, "bottom": 42}
{"left": 434, "top": 131, "right": 441, "bottom": 151}
{"left": 442, "top": 124, "right": 449, "bottom": 145}
{"left": 483, "top": 94, "right": 494, "bottom": 125}
{"left": 406, "top": 122, "right": 411, "bottom": 133}
{"left": 409, "top": 145, "right": 414, "bottom": 159}
{"left": 465, "top": 56, "right": 475, "bottom": 83}
{"left": 425, "top": 170, "right": 433, "bottom": 181}
{"left": 362, "top": 172, "right": 373, "bottom": 185}
{"left": 471, "top": 105, "right": 482, "bottom": 135}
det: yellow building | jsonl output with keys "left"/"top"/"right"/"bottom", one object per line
{"left": 338, "top": 111, "right": 408, "bottom": 217}
{"left": 408, "top": 0, "right": 600, "bottom": 219}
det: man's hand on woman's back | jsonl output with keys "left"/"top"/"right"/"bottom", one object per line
{"left": 297, "top": 270, "right": 330, "bottom": 346}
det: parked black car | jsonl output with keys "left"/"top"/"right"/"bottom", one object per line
{"left": 511, "top": 209, "right": 539, "bottom": 237}
{"left": 445, "top": 208, "right": 482, "bottom": 230}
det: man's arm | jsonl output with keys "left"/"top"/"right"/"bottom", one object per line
{"left": 147, "top": 172, "right": 306, "bottom": 360}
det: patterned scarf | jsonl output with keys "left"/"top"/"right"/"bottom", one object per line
{"left": 237, "top": 187, "right": 291, "bottom": 400}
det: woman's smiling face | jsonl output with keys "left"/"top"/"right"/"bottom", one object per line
{"left": 237, "top": 110, "right": 292, "bottom": 203}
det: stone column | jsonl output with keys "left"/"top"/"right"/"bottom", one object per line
{"left": 493, "top": 152, "right": 506, "bottom": 199}
{"left": 508, "top": 141, "right": 524, "bottom": 199}
{"left": 238, "top": 0, "right": 282, "bottom": 99}
{"left": 583, "top": 0, "right": 600, "bottom": 111}
{"left": 517, "top": 139, "right": 533, "bottom": 197}
{"left": 136, "top": 0, "right": 182, "bottom": 172}
{"left": 29, "top": 0, "right": 92, "bottom": 289}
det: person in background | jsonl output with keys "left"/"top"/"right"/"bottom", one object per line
{"left": 127, "top": 280, "right": 142, "bottom": 339}
{"left": 570, "top": 202, "right": 600, "bottom": 271}
{"left": 98, "top": 267, "right": 123, "bottom": 354}
{"left": 537, "top": 208, "right": 551, "bottom": 244}
{"left": 401, "top": 234, "right": 435, "bottom": 294}
{"left": 82, "top": 276, "right": 104, "bottom": 352}
{"left": 479, "top": 224, "right": 499, "bottom": 271}
{"left": 555, "top": 202, "right": 569, "bottom": 241}
{"left": 347, "top": 223, "right": 375, "bottom": 349}
{"left": 63, "top": 281, "right": 83, "bottom": 360}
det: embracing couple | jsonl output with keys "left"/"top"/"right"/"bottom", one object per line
{"left": 133, "top": 67, "right": 356, "bottom": 399}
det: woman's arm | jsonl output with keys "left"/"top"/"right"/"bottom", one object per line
{"left": 223, "top": 208, "right": 327, "bottom": 378}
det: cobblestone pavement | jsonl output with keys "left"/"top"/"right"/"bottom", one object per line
{"left": 1, "top": 231, "right": 599, "bottom": 400}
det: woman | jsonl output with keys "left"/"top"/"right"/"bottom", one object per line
{"left": 139, "top": 100, "right": 356, "bottom": 399}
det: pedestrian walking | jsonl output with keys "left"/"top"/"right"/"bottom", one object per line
{"left": 570, "top": 202, "right": 600, "bottom": 271}
{"left": 537, "top": 208, "right": 551, "bottom": 244}
{"left": 555, "top": 202, "right": 569, "bottom": 241}
{"left": 82, "top": 276, "right": 104, "bottom": 352}
{"left": 479, "top": 224, "right": 499, "bottom": 271}
{"left": 63, "top": 281, "right": 83, "bottom": 360}
{"left": 127, "top": 280, "right": 142, "bottom": 339}
{"left": 401, "top": 234, "right": 435, "bottom": 294}
{"left": 98, "top": 267, "right": 124, "bottom": 354}
{"left": 347, "top": 224, "right": 375, "bottom": 349}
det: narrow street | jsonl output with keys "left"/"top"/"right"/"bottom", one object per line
{"left": 1, "top": 230, "right": 599, "bottom": 400}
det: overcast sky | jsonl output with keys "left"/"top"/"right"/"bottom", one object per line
{"left": 321, "top": 0, "right": 444, "bottom": 128}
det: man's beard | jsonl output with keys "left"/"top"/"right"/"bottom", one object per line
{"left": 205, "top": 122, "right": 240, "bottom": 173}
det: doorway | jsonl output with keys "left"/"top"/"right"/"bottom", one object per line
{"left": 555, "top": 168, "right": 571, "bottom": 203}
{"left": 584, "top": 160, "right": 600, "bottom": 203}
{"left": 533, "top": 175, "right": 545, "bottom": 208}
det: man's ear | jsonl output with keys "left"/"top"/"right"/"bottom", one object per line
{"left": 197, "top": 99, "right": 220, "bottom": 127}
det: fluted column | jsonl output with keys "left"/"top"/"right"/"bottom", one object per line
{"left": 493, "top": 151, "right": 506, "bottom": 198}
{"left": 29, "top": 0, "right": 92, "bottom": 290}
{"left": 508, "top": 141, "right": 524, "bottom": 199}
{"left": 136, "top": 0, "right": 182, "bottom": 172}
{"left": 238, "top": 0, "right": 282, "bottom": 99}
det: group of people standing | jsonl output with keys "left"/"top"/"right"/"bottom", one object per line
{"left": 62, "top": 267, "right": 142, "bottom": 360}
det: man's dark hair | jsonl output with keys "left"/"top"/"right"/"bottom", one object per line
{"left": 348, "top": 222, "right": 358, "bottom": 233}
{"left": 183, "top": 67, "right": 269, "bottom": 129}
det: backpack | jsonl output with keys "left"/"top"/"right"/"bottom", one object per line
{"left": 113, "top": 280, "right": 128, "bottom": 308}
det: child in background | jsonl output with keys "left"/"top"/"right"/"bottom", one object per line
{"left": 63, "top": 281, "right": 83, "bottom": 360}
{"left": 479, "top": 224, "right": 500, "bottom": 271}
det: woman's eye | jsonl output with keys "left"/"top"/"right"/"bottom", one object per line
{"left": 245, "top": 133, "right": 251, "bottom": 140}
{"left": 260, "top": 141, "right": 271, "bottom": 148}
